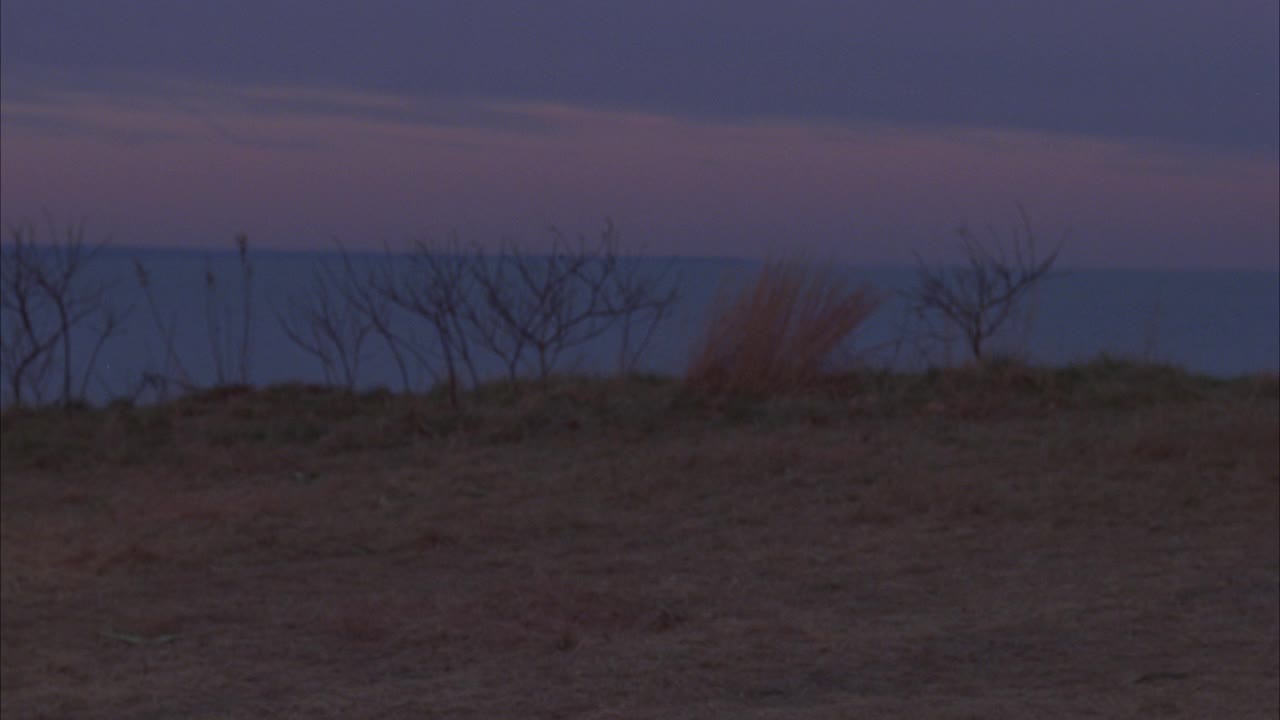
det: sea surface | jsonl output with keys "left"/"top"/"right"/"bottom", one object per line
{"left": 2, "top": 248, "right": 1277, "bottom": 407}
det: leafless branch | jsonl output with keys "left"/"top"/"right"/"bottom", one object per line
{"left": 277, "top": 253, "right": 375, "bottom": 390}
{"left": 465, "top": 219, "right": 680, "bottom": 383}
{"left": 908, "top": 204, "right": 1064, "bottom": 362}
{"left": 0, "top": 216, "right": 128, "bottom": 409}
{"left": 378, "top": 233, "right": 481, "bottom": 408}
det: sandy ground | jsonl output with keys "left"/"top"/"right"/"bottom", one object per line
{"left": 2, "top": 385, "right": 1277, "bottom": 718}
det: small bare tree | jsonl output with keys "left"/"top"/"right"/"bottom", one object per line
{"left": 594, "top": 231, "right": 681, "bottom": 376}
{"left": 364, "top": 219, "right": 680, "bottom": 407}
{"left": 1, "top": 229, "right": 61, "bottom": 406}
{"left": 0, "top": 217, "right": 130, "bottom": 409}
{"left": 276, "top": 255, "right": 374, "bottom": 390}
{"left": 274, "top": 240, "right": 445, "bottom": 395}
{"left": 465, "top": 220, "right": 680, "bottom": 383}
{"left": 385, "top": 235, "right": 484, "bottom": 407}
{"left": 909, "top": 205, "right": 1064, "bottom": 362}
{"left": 326, "top": 243, "right": 416, "bottom": 393}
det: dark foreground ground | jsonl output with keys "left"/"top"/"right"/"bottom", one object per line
{"left": 3, "top": 365, "right": 1278, "bottom": 718}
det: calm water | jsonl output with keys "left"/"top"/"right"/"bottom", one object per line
{"left": 2, "top": 248, "right": 1277, "bottom": 407}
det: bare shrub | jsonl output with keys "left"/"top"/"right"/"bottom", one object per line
{"left": 687, "top": 260, "right": 880, "bottom": 396}
{"left": 376, "top": 220, "right": 680, "bottom": 408}
{"left": 333, "top": 245, "right": 415, "bottom": 393}
{"left": 274, "top": 243, "right": 433, "bottom": 395}
{"left": 0, "top": 217, "right": 130, "bottom": 409}
{"left": 909, "top": 204, "right": 1064, "bottom": 362}
{"left": 375, "top": 233, "right": 481, "bottom": 408}
{"left": 597, "top": 234, "right": 681, "bottom": 377}
{"left": 464, "top": 220, "right": 679, "bottom": 384}
{"left": 276, "top": 254, "right": 374, "bottom": 391}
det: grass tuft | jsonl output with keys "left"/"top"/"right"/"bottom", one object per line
{"left": 686, "top": 260, "right": 880, "bottom": 397}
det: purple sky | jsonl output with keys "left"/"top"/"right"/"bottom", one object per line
{"left": 2, "top": 1, "right": 1277, "bottom": 268}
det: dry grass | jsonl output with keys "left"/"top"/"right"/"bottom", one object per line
{"left": 1, "top": 359, "right": 1269, "bottom": 472}
{"left": 687, "top": 261, "right": 880, "bottom": 396}
{"left": 1, "top": 367, "right": 1277, "bottom": 718}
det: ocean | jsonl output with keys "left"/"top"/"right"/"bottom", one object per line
{"left": 2, "top": 247, "right": 1277, "bottom": 407}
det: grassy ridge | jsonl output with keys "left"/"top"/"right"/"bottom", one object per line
{"left": 3, "top": 356, "right": 1274, "bottom": 473}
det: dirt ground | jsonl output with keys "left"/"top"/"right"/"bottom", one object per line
{"left": 2, "top": 380, "right": 1277, "bottom": 719}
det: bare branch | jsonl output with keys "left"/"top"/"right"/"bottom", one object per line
{"left": 908, "top": 204, "right": 1064, "bottom": 362}
{"left": 1, "top": 217, "right": 127, "bottom": 409}
{"left": 277, "top": 254, "right": 374, "bottom": 390}
{"left": 463, "top": 220, "right": 679, "bottom": 383}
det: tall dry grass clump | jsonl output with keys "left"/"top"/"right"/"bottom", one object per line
{"left": 687, "top": 260, "right": 880, "bottom": 395}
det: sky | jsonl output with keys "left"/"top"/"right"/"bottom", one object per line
{"left": 1, "top": 1, "right": 1277, "bottom": 268}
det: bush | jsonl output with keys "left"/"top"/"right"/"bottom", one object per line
{"left": 687, "top": 260, "right": 880, "bottom": 396}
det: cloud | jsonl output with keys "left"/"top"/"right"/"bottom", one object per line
{"left": 1, "top": 79, "right": 1276, "bottom": 268}
{"left": 3, "top": 1, "right": 1277, "bottom": 153}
